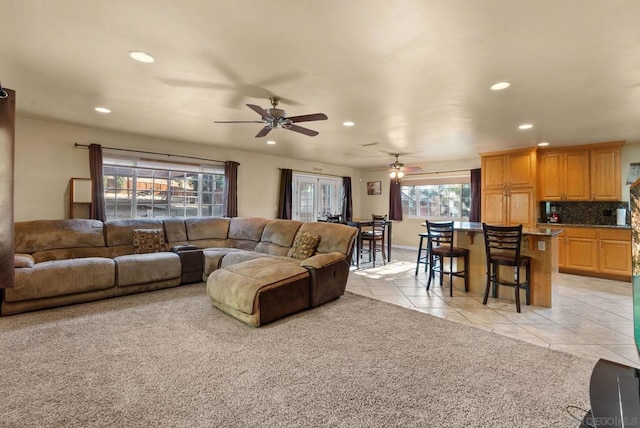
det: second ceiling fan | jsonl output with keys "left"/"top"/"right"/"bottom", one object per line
{"left": 214, "top": 96, "right": 328, "bottom": 137}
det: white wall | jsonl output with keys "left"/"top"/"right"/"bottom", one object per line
{"left": 16, "top": 116, "right": 639, "bottom": 251}
{"left": 14, "top": 116, "right": 362, "bottom": 221}
{"left": 359, "top": 158, "right": 481, "bottom": 248}
{"left": 621, "top": 141, "right": 640, "bottom": 201}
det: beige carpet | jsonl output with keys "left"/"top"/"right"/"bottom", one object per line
{"left": 0, "top": 284, "right": 593, "bottom": 427}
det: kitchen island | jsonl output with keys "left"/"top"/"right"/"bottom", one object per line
{"left": 449, "top": 222, "right": 562, "bottom": 308}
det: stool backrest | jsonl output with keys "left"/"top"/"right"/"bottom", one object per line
{"left": 482, "top": 223, "right": 523, "bottom": 261}
{"left": 426, "top": 221, "right": 454, "bottom": 252}
{"left": 372, "top": 214, "right": 387, "bottom": 222}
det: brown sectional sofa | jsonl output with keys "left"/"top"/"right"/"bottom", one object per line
{"left": 4, "top": 217, "right": 358, "bottom": 327}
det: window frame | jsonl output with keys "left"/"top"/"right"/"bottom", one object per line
{"left": 401, "top": 175, "right": 471, "bottom": 221}
{"left": 102, "top": 154, "right": 225, "bottom": 220}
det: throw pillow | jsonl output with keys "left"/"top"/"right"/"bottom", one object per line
{"left": 133, "top": 229, "right": 168, "bottom": 254}
{"left": 287, "top": 232, "right": 321, "bottom": 260}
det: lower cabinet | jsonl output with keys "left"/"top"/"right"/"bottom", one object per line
{"left": 555, "top": 226, "right": 631, "bottom": 281}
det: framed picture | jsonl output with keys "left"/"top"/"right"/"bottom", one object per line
{"left": 367, "top": 181, "right": 382, "bottom": 195}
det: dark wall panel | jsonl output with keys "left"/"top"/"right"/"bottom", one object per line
{"left": 0, "top": 88, "right": 15, "bottom": 289}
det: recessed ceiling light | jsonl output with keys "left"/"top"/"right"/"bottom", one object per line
{"left": 128, "top": 51, "right": 155, "bottom": 63}
{"left": 266, "top": 140, "right": 276, "bottom": 145}
{"left": 490, "top": 82, "right": 510, "bottom": 90}
{"left": 518, "top": 123, "right": 533, "bottom": 130}
{"left": 342, "top": 121, "right": 355, "bottom": 127}
{"left": 94, "top": 107, "right": 111, "bottom": 114}
{"left": 538, "top": 141, "right": 550, "bottom": 146}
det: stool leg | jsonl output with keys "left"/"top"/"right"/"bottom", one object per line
{"left": 525, "top": 262, "right": 531, "bottom": 306}
{"left": 464, "top": 254, "right": 469, "bottom": 292}
{"left": 483, "top": 262, "right": 491, "bottom": 305}
{"left": 415, "top": 237, "right": 423, "bottom": 276}
{"left": 514, "top": 265, "right": 521, "bottom": 313}
{"left": 426, "top": 250, "right": 433, "bottom": 290}
{"left": 449, "top": 256, "right": 454, "bottom": 297}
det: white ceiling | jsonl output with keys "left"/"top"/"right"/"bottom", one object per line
{"left": 2, "top": 0, "right": 640, "bottom": 170}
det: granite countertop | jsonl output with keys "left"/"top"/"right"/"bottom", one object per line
{"left": 453, "top": 222, "right": 563, "bottom": 236}
{"left": 536, "top": 222, "right": 631, "bottom": 230}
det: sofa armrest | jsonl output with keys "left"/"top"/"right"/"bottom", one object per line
{"left": 300, "top": 252, "right": 345, "bottom": 269}
{"left": 15, "top": 254, "right": 35, "bottom": 268}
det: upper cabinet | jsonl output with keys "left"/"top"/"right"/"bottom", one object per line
{"left": 483, "top": 148, "right": 537, "bottom": 189}
{"left": 590, "top": 143, "right": 622, "bottom": 201}
{"left": 538, "top": 141, "right": 623, "bottom": 202}
{"left": 538, "top": 150, "right": 589, "bottom": 201}
{"left": 481, "top": 148, "right": 537, "bottom": 228}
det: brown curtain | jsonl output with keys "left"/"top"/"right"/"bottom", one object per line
{"left": 0, "top": 88, "right": 15, "bottom": 289}
{"left": 469, "top": 168, "right": 481, "bottom": 222}
{"left": 88, "top": 144, "right": 106, "bottom": 221}
{"left": 223, "top": 161, "right": 239, "bottom": 217}
{"left": 277, "top": 169, "right": 293, "bottom": 219}
{"left": 342, "top": 176, "right": 353, "bottom": 222}
{"left": 389, "top": 178, "right": 403, "bottom": 221}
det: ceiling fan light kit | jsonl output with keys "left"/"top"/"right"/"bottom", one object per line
{"left": 215, "top": 96, "right": 328, "bottom": 138}
{"left": 389, "top": 153, "right": 405, "bottom": 179}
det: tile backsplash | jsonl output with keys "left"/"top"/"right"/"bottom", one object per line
{"left": 540, "top": 201, "right": 630, "bottom": 225}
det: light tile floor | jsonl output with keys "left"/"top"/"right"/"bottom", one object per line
{"left": 347, "top": 247, "right": 640, "bottom": 367}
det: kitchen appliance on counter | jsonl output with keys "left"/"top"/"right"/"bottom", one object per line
{"left": 540, "top": 201, "right": 561, "bottom": 223}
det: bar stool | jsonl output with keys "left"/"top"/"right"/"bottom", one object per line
{"left": 415, "top": 232, "right": 430, "bottom": 275}
{"left": 481, "top": 223, "right": 531, "bottom": 313}
{"left": 425, "top": 221, "right": 469, "bottom": 297}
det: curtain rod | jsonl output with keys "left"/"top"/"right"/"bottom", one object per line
{"left": 74, "top": 143, "right": 233, "bottom": 165}
{"left": 286, "top": 168, "right": 345, "bottom": 179}
{"left": 405, "top": 168, "right": 473, "bottom": 176}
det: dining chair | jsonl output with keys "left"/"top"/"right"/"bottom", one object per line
{"left": 326, "top": 214, "right": 342, "bottom": 223}
{"left": 425, "top": 221, "right": 469, "bottom": 297}
{"left": 359, "top": 214, "right": 386, "bottom": 267}
{"left": 481, "top": 223, "right": 531, "bottom": 313}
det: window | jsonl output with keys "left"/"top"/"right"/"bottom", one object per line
{"left": 292, "top": 174, "right": 343, "bottom": 222}
{"left": 401, "top": 183, "right": 471, "bottom": 219}
{"left": 103, "top": 156, "right": 225, "bottom": 220}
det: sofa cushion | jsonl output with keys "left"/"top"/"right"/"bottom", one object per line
{"left": 133, "top": 229, "right": 168, "bottom": 254}
{"left": 14, "top": 254, "right": 34, "bottom": 268}
{"left": 14, "top": 219, "right": 106, "bottom": 253}
{"left": 287, "top": 232, "right": 321, "bottom": 260}
{"left": 7, "top": 258, "right": 115, "bottom": 302}
{"left": 163, "top": 217, "right": 188, "bottom": 245}
{"left": 185, "top": 217, "right": 230, "bottom": 240}
{"left": 254, "top": 219, "right": 303, "bottom": 256}
{"left": 228, "top": 217, "right": 269, "bottom": 241}
{"left": 297, "top": 222, "right": 357, "bottom": 255}
{"left": 207, "top": 258, "right": 309, "bottom": 315}
{"left": 105, "top": 219, "right": 165, "bottom": 247}
{"left": 114, "top": 252, "right": 181, "bottom": 287}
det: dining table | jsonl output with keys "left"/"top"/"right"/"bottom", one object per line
{"left": 346, "top": 218, "right": 392, "bottom": 267}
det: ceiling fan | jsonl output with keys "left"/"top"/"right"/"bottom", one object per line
{"left": 389, "top": 153, "right": 423, "bottom": 178}
{"left": 214, "top": 96, "right": 328, "bottom": 137}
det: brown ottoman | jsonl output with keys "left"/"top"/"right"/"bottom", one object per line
{"left": 206, "top": 257, "right": 311, "bottom": 327}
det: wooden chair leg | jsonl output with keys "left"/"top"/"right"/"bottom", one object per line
{"left": 464, "top": 254, "right": 469, "bottom": 292}
{"left": 449, "top": 256, "right": 454, "bottom": 297}
{"left": 483, "top": 263, "right": 491, "bottom": 305}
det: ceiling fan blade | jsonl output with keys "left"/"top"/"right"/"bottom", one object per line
{"left": 255, "top": 126, "right": 272, "bottom": 138}
{"left": 287, "top": 113, "right": 328, "bottom": 123}
{"left": 213, "top": 120, "right": 264, "bottom": 124}
{"left": 287, "top": 124, "right": 319, "bottom": 137}
{"left": 246, "top": 104, "right": 272, "bottom": 118}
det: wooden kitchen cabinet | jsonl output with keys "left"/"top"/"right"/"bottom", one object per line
{"left": 482, "top": 187, "right": 535, "bottom": 226}
{"left": 482, "top": 149, "right": 537, "bottom": 189}
{"left": 554, "top": 226, "right": 631, "bottom": 281}
{"left": 590, "top": 143, "right": 622, "bottom": 201}
{"left": 538, "top": 150, "right": 590, "bottom": 201}
{"left": 598, "top": 228, "right": 632, "bottom": 278}
{"left": 538, "top": 141, "right": 622, "bottom": 202}
{"left": 564, "top": 227, "right": 598, "bottom": 273}
{"left": 481, "top": 148, "right": 537, "bottom": 228}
